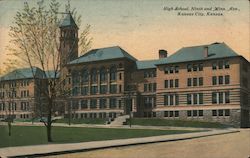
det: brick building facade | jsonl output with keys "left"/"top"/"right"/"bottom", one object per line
{"left": 0, "top": 14, "right": 249, "bottom": 127}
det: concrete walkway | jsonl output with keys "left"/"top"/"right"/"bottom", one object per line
{"left": 0, "top": 129, "right": 239, "bottom": 158}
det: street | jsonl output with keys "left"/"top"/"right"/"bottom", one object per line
{"left": 47, "top": 129, "right": 250, "bottom": 158}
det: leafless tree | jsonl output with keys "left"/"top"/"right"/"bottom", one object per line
{"left": 7, "top": 0, "right": 92, "bottom": 142}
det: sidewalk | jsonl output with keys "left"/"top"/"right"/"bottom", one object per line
{"left": 0, "top": 121, "right": 224, "bottom": 131}
{"left": 0, "top": 129, "right": 239, "bottom": 158}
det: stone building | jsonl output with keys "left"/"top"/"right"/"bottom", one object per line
{"left": 0, "top": 14, "right": 249, "bottom": 127}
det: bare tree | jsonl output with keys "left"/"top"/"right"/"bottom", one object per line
{"left": 7, "top": 0, "right": 92, "bottom": 142}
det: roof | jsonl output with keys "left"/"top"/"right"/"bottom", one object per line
{"left": 0, "top": 67, "right": 44, "bottom": 81}
{"left": 136, "top": 59, "right": 167, "bottom": 70}
{"left": 59, "top": 13, "right": 78, "bottom": 28}
{"left": 45, "top": 70, "right": 60, "bottom": 79}
{"left": 157, "top": 42, "right": 239, "bottom": 65}
{"left": 69, "top": 46, "right": 137, "bottom": 65}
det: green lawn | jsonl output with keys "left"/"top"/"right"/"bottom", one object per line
{"left": 126, "top": 118, "right": 233, "bottom": 128}
{"left": 0, "top": 125, "right": 200, "bottom": 148}
{"left": 55, "top": 118, "right": 107, "bottom": 125}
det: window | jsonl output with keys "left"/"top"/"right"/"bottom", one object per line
{"left": 110, "top": 66, "right": 117, "bottom": 81}
{"left": 187, "top": 78, "right": 192, "bottom": 87}
{"left": 153, "top": 83, "right": 157, "bottom": 91}
{"left": 224, "top": 61, "right": 230, "bottom": 69}
{"left": 164, "top": 95, "right": 168, "bottom": 105}
{"left": 119, "top": 73, "right": 122, "bottom": 80}
{"left": 199, "top": 110, "right": 203, "bottom": 116}
{"left": 175, "top": 66, "right": 179, "bottom": 73}
{"left": 225, "top": 91, "right": 230, "bottom": 103}
{"left": 81, "top": 86, "right": 88, "bottom": 95}
{"left": 90, "top": 99, "right": 97, "bottom": 109}
{"left": 193, "top": 78, "right": 197, "bottom": 86}
{"left": 110, "top": 98, "right": 117, "bottom": 109}
{"left": 164, "top": 111, "right": 168, "bottom": 117}
{"left": 165, "top": 80, "right": 168, "bottom": 88}
{"left": 110, "top": 84, "right": 117, "bottom": 93}
{"left": 100, "top": 67, "right": 107, "bottom": 82}
{"left": 219, "top": 76, "right": 223, "bottom": 84}
{"left": 169, "top": 111, "right": 173, "bottom": 117}
{"left": 212, "top": 62, "right": 217, "bottom": 70}
{"left": 225, "top": 75, "right": 230, "bottom": 84}
{"left": 193, "top": 64, "right": 197, "bottom": 71}
{"left": 148, "top": 83, "right": 152, "bottom": 91}
{"left": 164, "top": 67, "right": 169, "bottom": 74}
{"left": 80, "top": 100, "right": 88, "bottom": 109}
{"left": 193, "top": 110, "right": 197, "bottom": 116}
{"left": 144, "top": 84, "right": 147, "bottom": 92}
{"left": 100, "top": 85, "right": 107, "bottom": 94}
{"left": 175, "top": 111, "right": 179, "bottom": 117}
{"left": 193, "top": 93, "right": 198, "bottom": 104}
{"left": 170, "top": 95, "right": 174, "bottom": 105}
{"left": 99, "top": 98, "right": 107, "bottom": 109}
{"left": 198, "top": 63, "right": 203, "bottom": 71}
{"left": 199, "top": 93, "right": 204, "bottom": 104}
{"left": 175, "top": 94, "right": 179, "bottom": 105}
{"left": 72, "top": 87, "right": 79, "bottom": 96}
{"left": 218, "top": 109, "right": 223, "bottom": 116}
{"left": 82, "top": 69, "right": 89, "bottom": 83}
{"left": 91, "top": 68, "right": 97, "bottom": 82}
{"left": 212, "top": 76, "right": 217, "bottom": 85}
{"left": 219, "top": 92, "right": 223, "bottom": 103}
{"left": 212, "top": 92, "right": 217, "bottom": 104}
{"left": 212, "top": 110, "right": 217, "bottom": 116}
{"left": 199, "top": 77, "right": 203, "bottom": 86}
{"left": 187, "top": 110, "right": 192, "bottom": 117}
{"left": 225, "top": 109, "right": 230, "bottom": 116}
{"left": 170, "top": 80, "right": 173, "bottom": 88}
{"left": 144, "top": 71, "right": 148, "bottom": 78}
{"left": 90, "top": 86, "right": 98, "bottom": 94}
{"left": 187, "top": 94, "right": 192, "bottom": 104}
{"left": 218, "top": 61, "right": 223, "bottom": 69}
{"left": 170, "top": 67, "right": 174, "bottom": 73}
{"left": 175, "top": 79, "right": 179, "bottom": 88}
{"left": 187, "top": 64, "right": 192, "bottom": 72}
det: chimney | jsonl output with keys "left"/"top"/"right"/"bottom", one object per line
{"left": 159, "top": 49, "right": 168, "bottom": 59}
{"left": 204, "top": 46, "right": 208, "bottom": 58}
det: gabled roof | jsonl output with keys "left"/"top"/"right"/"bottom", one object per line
{"left": 157, "top": 42, "right": 239, "bottom": 65}
{"left": 59, "top": 13, "right": 78, "bottom": 28}
{"left": 136, "top": 58, "right": 167, "bottom": 70}
{"left": 69, "top": 46, "right": 137, "bottom": 65}
{"left": 0, "top": 67, "right": 44, "bottom": 81}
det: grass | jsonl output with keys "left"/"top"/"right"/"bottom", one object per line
{"left": 0, "top": 125, "right": 200, "bottom": 148}
{"left": 55, "top": 118, "right": 107, "bottom": 125}
{"left": 126, "top": 118, "right": 233, "bottom": 128}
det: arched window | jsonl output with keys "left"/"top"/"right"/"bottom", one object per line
{"left": 82, "top": 69, "right": 89, "bottom": 83}
{"left": 110, "top": 66, "right": 117, "bottom": 81}
{"left": 100, "top": 67, "right": 107, "bottom": 82}
{"left": 91, "top": 68, "right": 97, "bottom": 82}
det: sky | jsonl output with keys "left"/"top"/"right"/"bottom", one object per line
{"left": 0, "top": 0, "right": 249, "bottom": 67}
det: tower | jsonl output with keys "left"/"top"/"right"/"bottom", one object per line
{"left": 59, "top": 13, "right": 79, "bottom": 69}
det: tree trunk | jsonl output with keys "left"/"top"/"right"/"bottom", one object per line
{"left": 46, "top": 123, "right": 52, "bottom": 142}
{"left": 8, "top": 121, "right": 11, "bottom": 136}
{"left": 47, "top": 99, "right": 53, "bottom": 142}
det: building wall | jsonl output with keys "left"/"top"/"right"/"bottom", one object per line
{"left": 150, "top": 57, "right": 247, "bottom": 126}
{"left": 0, "top": 79, "right": 37, "bottom": 119}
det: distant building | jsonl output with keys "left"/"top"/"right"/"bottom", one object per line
{"left": 0, "top": 14, "right": 249, "bottom": 127}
